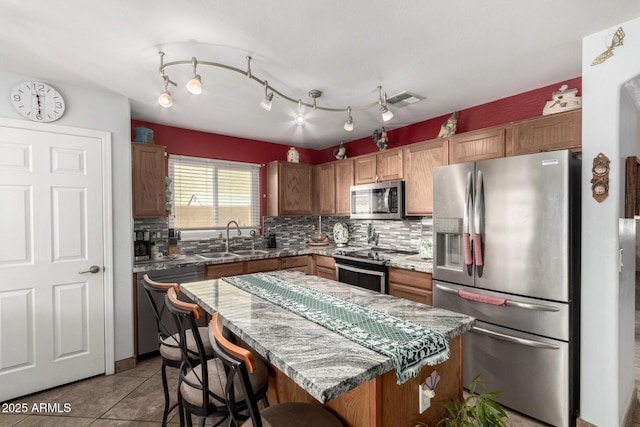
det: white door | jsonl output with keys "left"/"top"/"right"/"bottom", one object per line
{"left": 0, "top": 124, "right": 106, "bottom": 401}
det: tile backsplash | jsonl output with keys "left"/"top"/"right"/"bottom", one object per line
{"left": 134, "top": 216, "right": 433, "bottom": 255}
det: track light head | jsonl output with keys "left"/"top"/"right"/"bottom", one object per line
{"left": 260, "top": 81, "right": 274, "bottom": 111}
{"left": 186, "top": 75, "right": 202, "bottom": 95}
{"left": 381, "top": 105, "right": 393, "bottom": 122}
{"left": 158, "top": 91, "right": 173, "bottom": 108}
{"left": 344, "top": 107, "right": 354, "bottom": 131}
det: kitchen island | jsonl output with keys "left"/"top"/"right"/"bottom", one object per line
{"left": 181, "top": 270, "right": 473, "bottom": 427}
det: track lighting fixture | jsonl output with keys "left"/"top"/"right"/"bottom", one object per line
{"left": 259, "top": 81, "right": 273, "bottom": 111}
{"left": 157, "top": 51, "right": 401, "bottom": 128}
{"left": 344, "top": 107, "right": 354, "bottom": 131}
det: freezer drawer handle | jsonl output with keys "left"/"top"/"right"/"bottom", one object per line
{"left": 471, "top": 326, "right": 560, "bottom": 350}
{"left": 435, "top": 284, "right": 561, "bottom": 312}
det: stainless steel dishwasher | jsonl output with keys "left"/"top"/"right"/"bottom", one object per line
{"left": 135, "top": 265, "right": 205, "bottom": 357}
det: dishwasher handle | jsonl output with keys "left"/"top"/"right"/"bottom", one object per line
{"left": 471, "top": 326, "right": 560, "bottom": 350}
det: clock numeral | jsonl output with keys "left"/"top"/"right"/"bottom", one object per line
{"left": 35, "top": 113, "right": 43, "bottom": 121}
{"left": 13, "top": 94, "right": 21, "bottom": 102}
{"left": 55, "top": 101, "right": 63, "bottom": 108}
{"left": 35, "top": 83, "right": 45, "bottom": 92}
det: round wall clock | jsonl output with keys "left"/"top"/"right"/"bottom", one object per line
{"left": 10, "top": 81, "right": 66, "bottom": 122}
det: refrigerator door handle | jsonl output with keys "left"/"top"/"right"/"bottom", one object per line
{"left": 435, "top": 284, "right": 561, "bottom": 312}
{"left": 463, "top": 171, "right": 473, "bottom": 275}
{"left": 471, "top": 326, "right": 560, "bottom": 350}
{"left": 474, "top": 170, "right": 484, "bottom": 276}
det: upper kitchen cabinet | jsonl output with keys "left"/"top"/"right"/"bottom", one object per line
{"left": 449, "top": 126, "right": 506, "bottom": 164}
{"left": 132, "top": 142, "right": 166, "bottom": 218}
{"left": 354, "top": 148, "right": 403, "bottom": 184}
{"left": 403, "top": 139, "right": 449, "bottom": 216}
{"left": 313, "top": 163, "right": 336, "bottom": 215}
{"left": 334, "top": 159, "right": 354, "bottom": 216}
{"left": 509, "top": 109, "right": 582, "bottom": 156}
{"left": 267, "top": 161, "right": 313, "bottom": 216}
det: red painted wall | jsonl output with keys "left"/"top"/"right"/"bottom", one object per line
{"left": 314, "top": 77, "right": 582, "bottom": 163}
{"left": 132, "top": 76, "right": 581, "bottom": 219}
{"left": 130, "top": 122, "right": 317, "bottom": 220}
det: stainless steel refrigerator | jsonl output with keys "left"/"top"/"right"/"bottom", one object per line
{"left": 432, "top": 150, "right": 580, "bottom": 427}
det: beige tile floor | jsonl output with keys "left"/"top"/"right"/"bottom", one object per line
{"left": 3, "top": 295, "right": 640, "bottom": 427}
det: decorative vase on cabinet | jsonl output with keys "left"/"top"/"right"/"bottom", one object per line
{"left": 287, "top": 147, "right": 300, "bottom": 163}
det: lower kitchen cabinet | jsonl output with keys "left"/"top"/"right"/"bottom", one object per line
{"left": 205, "top": 262, "right": 244, "bottom": 279}
{"left": 281, "top": 255, "right": 311, "bottom": 273}
{"left": 246, "top": 258, "right": 280, "bottom": 274}
{"left": 388, "top": 267, "right": 433, "bottom": 306}
{"left": 314, "top": 255, "right": 336, "bottom": 280}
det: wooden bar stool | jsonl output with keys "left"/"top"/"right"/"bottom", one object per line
{"left": 209, "top": 312, "right": 344, "bottom": 427}
{"left": 165, "top": 287, "right": 269, "bottom": 427}
{"left": 141, "top": 274, "right": 215, "bottom": 426}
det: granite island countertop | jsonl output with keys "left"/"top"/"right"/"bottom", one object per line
{"left": 180, "top": 270, "right": 472, "bottom": 404}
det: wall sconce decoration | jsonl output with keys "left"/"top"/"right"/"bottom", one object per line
{"left": 591, "top": 26, "right": 625, "bottom": 66}
{"left": 591, "top": 152, "right": 610, "bottom": 202}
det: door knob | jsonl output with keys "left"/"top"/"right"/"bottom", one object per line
{"left": 79, "top": 265, "right": 100, "bottom": 274}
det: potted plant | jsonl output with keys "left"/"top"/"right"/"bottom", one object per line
{"left": 414, "top": 376, "right": 507, "bottom": 427}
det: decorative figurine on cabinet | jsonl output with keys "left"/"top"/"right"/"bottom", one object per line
{"left": 438, "top": 112, "right": 458, "bottom": 138}
{"left": 333, "top": 142, "right": 347, "bottom": 160}
{"left": 372, "top": 127, "right": 388, "bottom": 151}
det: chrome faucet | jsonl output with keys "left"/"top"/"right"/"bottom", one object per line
{"left": 225, "top": 220, "right": 242, "bottom": 252}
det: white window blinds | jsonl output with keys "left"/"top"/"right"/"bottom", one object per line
{"left": 168, "top": 154, "right": 260, "bottom": 230}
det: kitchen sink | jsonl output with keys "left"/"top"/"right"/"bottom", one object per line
{"left": 195, "top": 252, "right": 240, "bottom": 260}
{"left": 232, "top": 249, "right": 270, "bottom": 255}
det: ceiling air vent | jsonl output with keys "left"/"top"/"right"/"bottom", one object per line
{"left": 386, "top": 91, "right": 425, "bottom": 107}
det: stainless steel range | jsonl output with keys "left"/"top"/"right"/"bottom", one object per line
{"left": 333, "top": 248, "right": 417, "bottom": 293}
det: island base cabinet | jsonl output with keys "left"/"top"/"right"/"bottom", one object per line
{"left": 265, "top": 336, "right": 462, "bottom": 427}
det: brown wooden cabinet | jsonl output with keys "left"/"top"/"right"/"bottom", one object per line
{"left": 313, "top": 163, "right": 336, "bottom": 215}
{"left": 314, "top": 255, "right": 336, "bottom": 280}
{"left": 388, "top": 267, "right": 433, "bottom": 306}
{"left": 334, "top": 160, "right": 354, "bottom": 216}
{"left": 449, "top": 126, "right": 506, "bottom": 164}
{"left": 132, "top": 143, "right": 166, "bottom": 218}
{"left": 403, "top": 139, "right": 449, "bottom": 216}
{"left": 281, "top": 255, "right": 310, "bottom": 273}
{"left": 267, "top": 161, "right": 313, "bottom": 216}
{"left": 354, "top": 149, "right": 403, "bottom": 184}
{"left": 377, "top": 149, "right": 404, "bottom": 182}
{"left": 509, "top": 109, "right": 582, "bottom": 156}
{"left": 205, "top": 262, "right": 244, "bottom": 280}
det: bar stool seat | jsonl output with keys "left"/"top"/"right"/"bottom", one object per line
{"left": 209, "top": 312, "right": 343, "bottom": 427}
{"left": 159, "top": 327, "right": 215, "bottom": 361}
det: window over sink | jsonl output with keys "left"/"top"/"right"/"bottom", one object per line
{"left": 168, "top": 155, "right": 260, "bottom": 238}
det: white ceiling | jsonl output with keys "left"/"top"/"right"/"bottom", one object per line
{"left": 2, "top": 1, "right": 639, "bottom": 150}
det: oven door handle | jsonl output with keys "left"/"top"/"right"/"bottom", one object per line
{"left": 435, "top": 284, "right": 560, "bottom": 312}
{"left": 336, "top": 263, "right": 385, "bottom": 277}
{"left": 470, "top": 326, "right": 560, "bottom": 350}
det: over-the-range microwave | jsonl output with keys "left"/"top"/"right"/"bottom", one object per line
{"left": 350, "top": 180, "right": 404, "bottom": 220}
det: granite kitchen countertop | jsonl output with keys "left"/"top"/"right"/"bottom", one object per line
{"left": 133, "top": 245, "right": 433, "bottom": 274}
{"left": 180, "top": 270, "right": 472, "bottom": 403}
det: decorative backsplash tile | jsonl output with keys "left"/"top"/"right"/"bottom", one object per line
{"left": 134, "top": 216, "right": 433, "bottom": 256}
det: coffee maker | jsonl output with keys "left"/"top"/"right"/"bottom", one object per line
{"left": 134, "top": 230, "right": 151, "bottom": 261}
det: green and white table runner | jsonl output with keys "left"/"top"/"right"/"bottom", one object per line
{"left": 222, "top": 272, "right": 450, "bottom": 384}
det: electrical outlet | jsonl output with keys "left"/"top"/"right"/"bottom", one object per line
{"left": 419, "top": 386, "right": 430, "bottom": 414}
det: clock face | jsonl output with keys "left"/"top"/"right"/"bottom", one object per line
{"left": 10, "top": 81, "right": 66, "bottom": 122}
